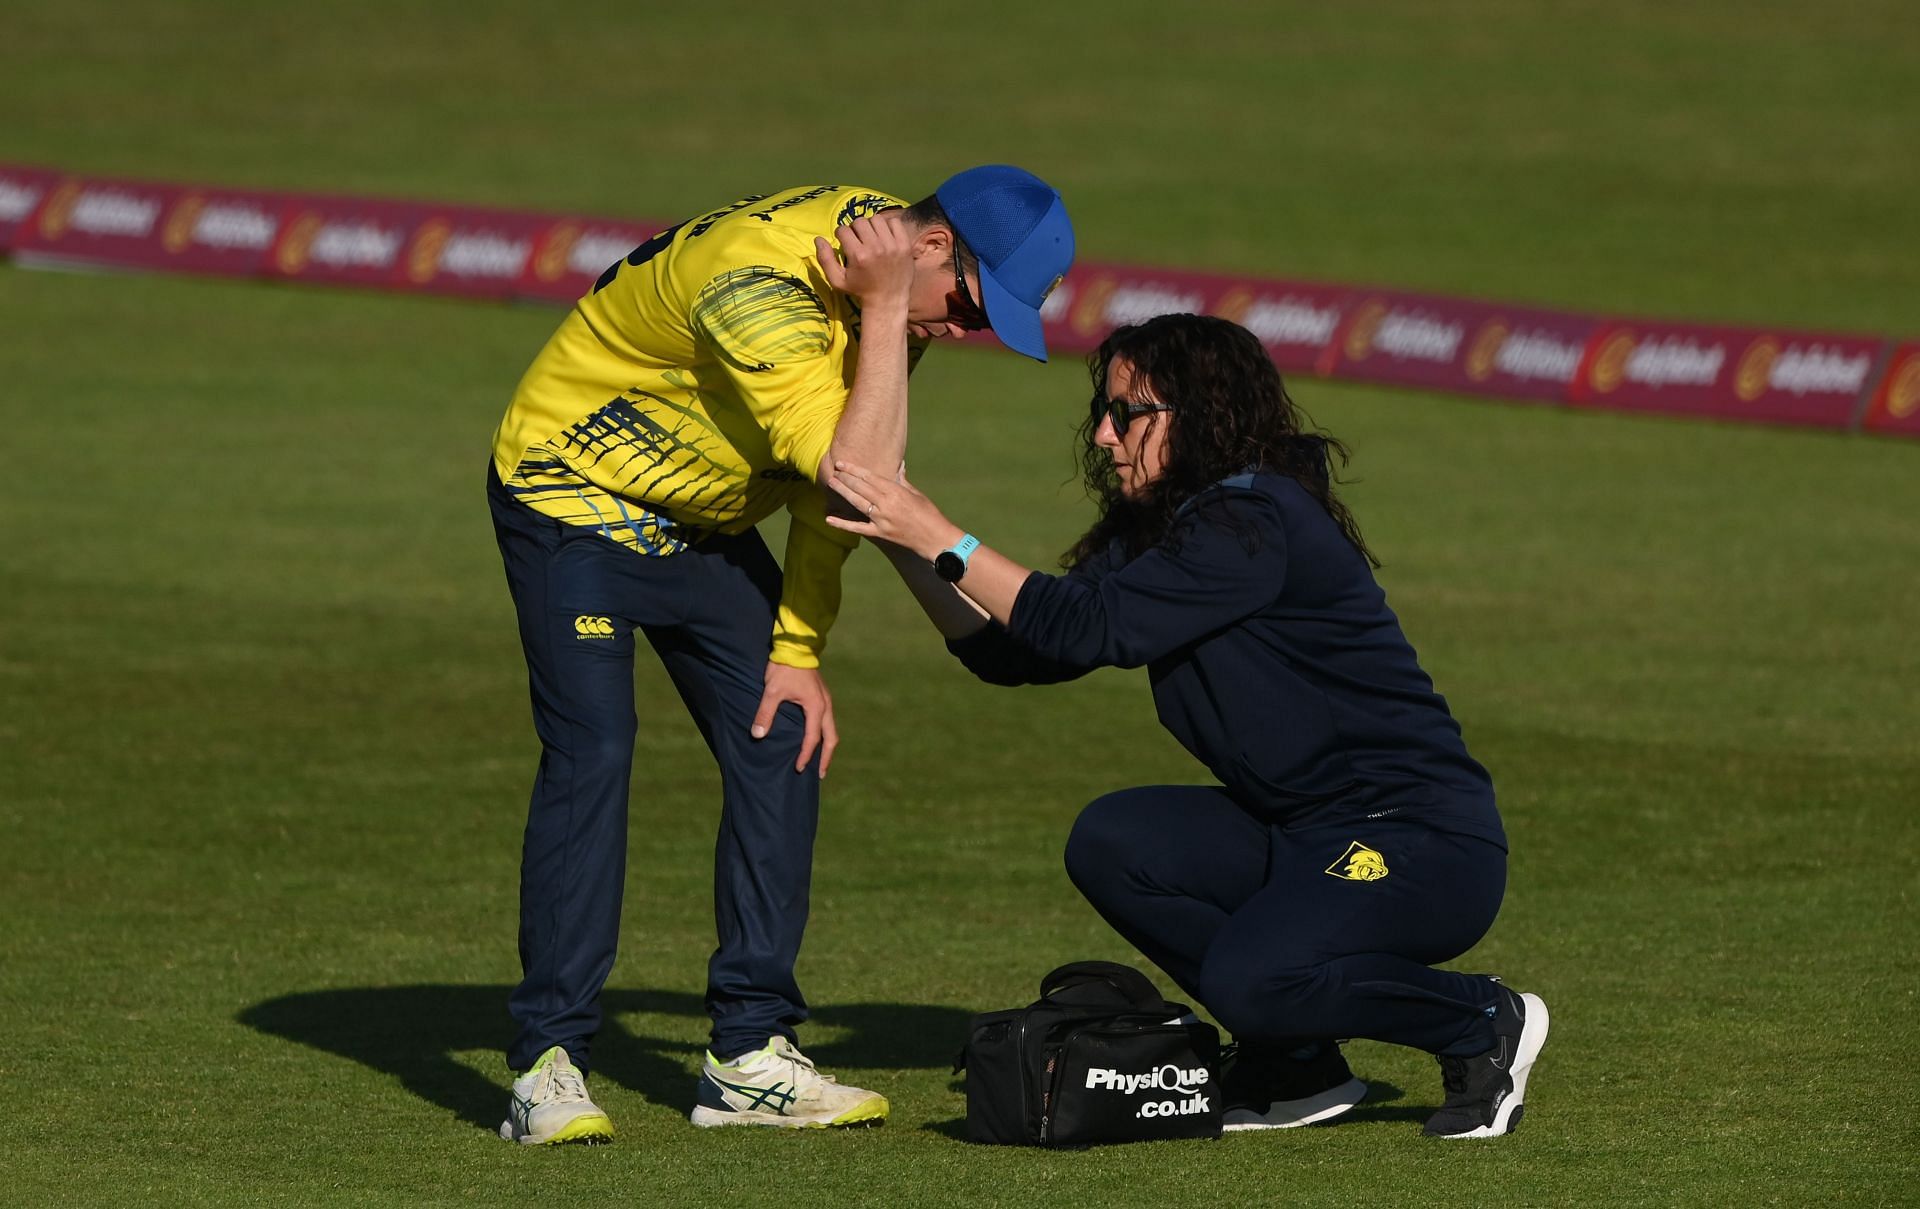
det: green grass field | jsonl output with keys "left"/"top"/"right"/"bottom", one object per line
{"left": 3, "top": 3, "right": 1917, "bottom": 1205}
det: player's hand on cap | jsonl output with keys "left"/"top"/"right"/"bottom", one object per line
{"left": 815, "top": 211, "right": 914, "bottom": 307}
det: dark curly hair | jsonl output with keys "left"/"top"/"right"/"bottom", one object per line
{"left": 1063, "top": 313, "right": 1377, "bottom": 569}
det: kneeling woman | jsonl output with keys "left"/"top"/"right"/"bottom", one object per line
{"left": 827, "top": 313, "right": 1546, "bottom": 1138}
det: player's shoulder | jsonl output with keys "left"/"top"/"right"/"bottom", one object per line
{"left": 1242, "top": 458, "right": 1344, "bottom": 508}
{"left": 1189, "top": 469, "right": 1294, "bottom": 509}
{"left": 1172, "top": 470, "right": 1305, "bottom": 539}
{"left": 685, "top": 185, "right": 906, "bottom": 251}
{"left": 747, "top": 184, "right": 908, "bottom": 231}
{"left": 678, "top": 186, "right": 909, "bottom": 312}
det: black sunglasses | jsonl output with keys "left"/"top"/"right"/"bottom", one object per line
{"left": 946, "top": 244, "right": 990, "bottom": 332}
{"left": 1095, "top": 394, "right": 1175, "bottom": 435}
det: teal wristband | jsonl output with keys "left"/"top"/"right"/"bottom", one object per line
{"left": 934, "top": 533, "right": 980, "bottom": 582}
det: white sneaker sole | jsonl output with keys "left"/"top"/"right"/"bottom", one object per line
{"left": 1440, "top": 992, "right": 1549, "bottom": 1139}
{"left": 689, "top": 1095, "right": 889, "bottom": 1130}
{"left": 1223, "top": 1077, "right": 1368, "bottom": 1130}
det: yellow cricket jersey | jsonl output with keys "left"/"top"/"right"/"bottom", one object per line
{"left": 492, "top": 184, "right": 924, "bottom": 669}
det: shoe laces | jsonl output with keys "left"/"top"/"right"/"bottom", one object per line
{"left": 767, "top": 1039, "right": 839, "bottom": 1089}
{"left": 543, "top": 1062, "right": 590, "bottom": 1105}
{"left": 1436, "top": 1055, "right": 1470, "bottom": 1098}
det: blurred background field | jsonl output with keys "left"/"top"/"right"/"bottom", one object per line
{"left": 2, "top": 2, "right": 1916, "bottom": 1205}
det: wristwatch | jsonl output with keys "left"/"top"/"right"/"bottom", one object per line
{"left": 933, "top": 534, "right": 980, "bottom": 583}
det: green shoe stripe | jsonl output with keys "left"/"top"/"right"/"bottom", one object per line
{"left": 708, "top": 1074, "right": 798, "bottom": 1112}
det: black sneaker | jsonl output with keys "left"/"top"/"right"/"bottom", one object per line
{"left": 1220, "top": 1040, "right": 1368, "bottom": 1130}
{"left": 1423, "top": 981, "right": 1550, "bottom": 1138}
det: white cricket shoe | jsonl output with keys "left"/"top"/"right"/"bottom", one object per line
{"left": 689, "top": 1037, "right": 889, "bottom": 1129}
{"left": 499, "top": 1046, "right": 615, "bottom": 1145}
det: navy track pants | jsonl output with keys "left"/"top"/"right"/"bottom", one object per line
{"left": 489, "top": 465, "right": 820, "bottom": 1073}
{"left": 1065, "top": 786, "right": 1508, "bottom": 1057}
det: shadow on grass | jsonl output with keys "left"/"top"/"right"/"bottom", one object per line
{"left": 1342, "top": 1081, "right": 1440, "bottom": 1125}
{"left": 238, "top": 985, "right": 972, "bottom": 1132}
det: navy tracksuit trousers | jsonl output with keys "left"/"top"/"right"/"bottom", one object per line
{"left": 1064, "top": 786, "right": 1508, "bottom": 1058}
{"left": 489, "top": 466, "right": 820, "bottom": 1073}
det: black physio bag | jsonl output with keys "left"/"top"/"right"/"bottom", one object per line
{"left": 958, "top": 960, "right": 1222, "bottom": 1146}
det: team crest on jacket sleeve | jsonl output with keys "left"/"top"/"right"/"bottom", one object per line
{"left": 1325, "top": 841, "right": 1389, "bottom": 881}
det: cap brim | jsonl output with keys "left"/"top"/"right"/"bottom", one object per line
{"left": 978, "top": 267, "right": 1048, "bottom": 362}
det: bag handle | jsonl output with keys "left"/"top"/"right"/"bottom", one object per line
{"left": 1037, "top": 960, "right": 1173, "bottom": 1012}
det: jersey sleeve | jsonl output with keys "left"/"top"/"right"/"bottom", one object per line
{"left": 690, "top": 266, "right": 849, "bottom": 484}
{"left": 768, "top": 489, "right": 860, "bottom": 669}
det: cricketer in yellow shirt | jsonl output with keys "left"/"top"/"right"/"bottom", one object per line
{"left": 488, "top": 167, "right": 1074, "bottom": 1143}
{"left": 493, "top": 184, "right": 915, "bottom": 669}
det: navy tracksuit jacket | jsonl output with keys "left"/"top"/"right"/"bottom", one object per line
{"left": 949, "top": 472, "right": 1512, "bottom": 1057}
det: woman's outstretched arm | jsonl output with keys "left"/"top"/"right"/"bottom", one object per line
{"left": 872, "top": 538, "right": 990, "bottom": 640}
{"left": 834, "top": 466, "right": 1099, "bottom": 686}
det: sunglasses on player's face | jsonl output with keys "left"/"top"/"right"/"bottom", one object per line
{"left": 1096, "top": 394, "right": 1175, "bottom": 436}
{"left": 945, "top": 245, "right": 990, "bottom": 332}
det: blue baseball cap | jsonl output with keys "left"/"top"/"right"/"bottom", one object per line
{"left": 935, "top": 165, "right": 1074, "bottom": 362}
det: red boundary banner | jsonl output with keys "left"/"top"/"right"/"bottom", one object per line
{"left": 391, "top": 204, "right": 556, "bottom": 300}
{"left": 517, "top": 217, "right": 669, "bottom": 303}
{"left": 1, "top": 164, "right": 1911, "bottom": 442}
{"left": 1324, "top": 291, "right": 1595, "bottom": 403}
{"left": 1038, "top": 260, "right": 1349, "bottom": 374}
{"left": 267, "top": 195, "right": 433, "bottom": 289}
{"left": 1568, "top": 320, "right": 1885, "bottom": 430}
{"left": 1861, "top": 343, "right": 1920, "bottom": 438}
{"left": 0, "top": 165, "right": 64, "bottom": 252}
{"left": 14, "top": 174, "right": 287, "bottom": 278}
